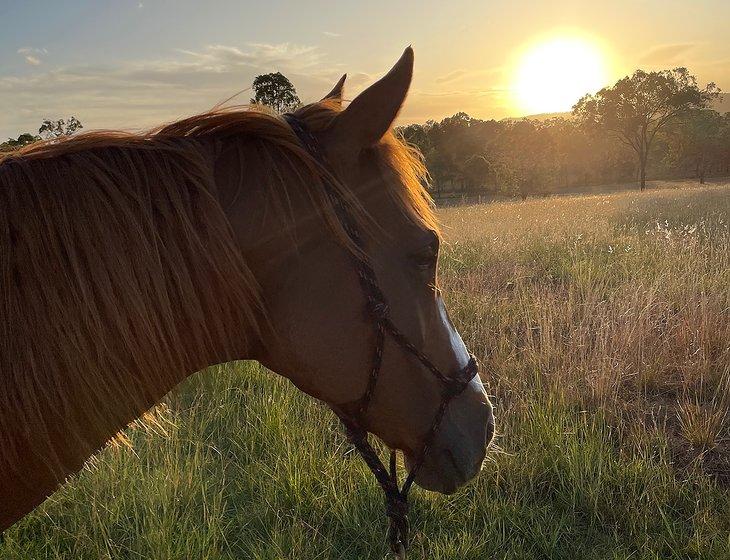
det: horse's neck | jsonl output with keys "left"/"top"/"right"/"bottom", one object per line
{"left": 1, "top": 139, "right": 262, "bottom": 532}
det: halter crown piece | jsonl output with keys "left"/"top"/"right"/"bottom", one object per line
{"left": 283, "top": 113, "right": 479, "bottom": 559}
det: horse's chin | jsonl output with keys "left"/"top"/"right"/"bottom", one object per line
{"left": 403, "top": 446, "right": 483, "bottom": 495}
{"left": 404, "top": 389, "right": 495, "bottom": 495}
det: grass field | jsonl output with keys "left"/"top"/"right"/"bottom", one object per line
{"left": 2, "top": 182, "right": 729, "bottom": 559}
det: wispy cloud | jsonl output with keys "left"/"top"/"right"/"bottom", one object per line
{"left": 638, "top": 43, "right": 695, "bottom": 66}
{"left": 401, "top": 86, "right": 513, "bottom": 123}
{"left": 435, "top": 69, "right": 468, "bottom": 84}
{"left": 417, "top": 87, "right": 508, "bottom": 98}
{"left": 17, "top": 46, "right": 47, "bottom": 66}
{"left": 174, "top": 43, "right": 325, "bottom": 71}
{"left": 434, "top": 67, "right": 501, "bottom": 85}
{"left": 17, "top": 47, "right": 48, "bottom": 54}
{"left": 1, "top": 42, "right": 344, "bottom": 137}
{"left": 323, "top": 31, "right": 341, "bottom": 38}
{"left": 1, "top": 42, "right": 516, "bottom": 137}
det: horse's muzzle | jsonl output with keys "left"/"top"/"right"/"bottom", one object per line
{"left": 407, "top": 386, "right": 494, "bottom": 494}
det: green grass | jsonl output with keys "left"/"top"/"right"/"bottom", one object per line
{"left": 3, "top": 182, "right": 729, "bottom": 559}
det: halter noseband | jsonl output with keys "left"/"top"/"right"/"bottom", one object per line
{"left": 283, "top": 113, "right": 479, "bottom": 558}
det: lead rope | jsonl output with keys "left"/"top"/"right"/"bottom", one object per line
{"left": 342, "top": 296, "right": 476, "bottom": 558}
{"left": 283, "top": 114, "right": 478, "bottom": 558}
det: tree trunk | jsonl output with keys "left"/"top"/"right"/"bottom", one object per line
{"left": 639, "top": 158, "right": 646, "bottom": 191}
{"left": 639, "top": 130, "right": 648, "bottom": 192}
{"left": 699, "top": 154, "right": 706, "bottom": 184}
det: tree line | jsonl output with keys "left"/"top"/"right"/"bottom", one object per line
{"left": 4, "top": 68, "right": 727, "bottom": 198}
{"left": 400, "top": 68, "right": 726, "bottom": 198}
{"left": 2, "top": 117, "right": 83, "bottom": 151}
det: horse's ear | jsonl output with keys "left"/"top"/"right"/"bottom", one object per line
{"left": 329, "top": 47, "right": 413, "bottom": 148}
{"left": 322, "top": 74, "right": 347, "bottom": 105}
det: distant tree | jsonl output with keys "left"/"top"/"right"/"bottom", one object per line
{"left": 250, "top": 72, "right": 301, "bottom": 113}
{"left": 39, "top": 116, "right": 83, "bottom": 139}
{"left": 426, "top": 150, "right": 456, "bottom": 198}
{"left": 665, "top": 109, "right": 724, "bottom": 183}
{"left": 1, "top": 132, "right": 40, "bottom": 151}
{"left": 493, "top": 120, "right": 557, "bottom": 199}
{"left": 573, "top": 68, "right": 720, "bottom": 190}
{"left": 461, "top": 155, "right": 491, "bottom": 190}
{"left": 719, "top": 113, "right": 730, "bottom": 174}
{"left": 398, "top": 122, "right": 432, "bottom": 157}
{"left": 426, "top": 112, "right": 487, "bottom": 193}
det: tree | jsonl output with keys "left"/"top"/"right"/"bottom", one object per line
{"left": 719, "top": 113, "right": 730, "bottom": 175}
{"left": 573, "top": 68, "right": 720, "bottom": 190}
{"left": 39, "top": 116, "right": 83, "bottom": 139}
{"left": 665, "top": 109, "right": 724, "bottom": 183}
{"left": 492, "top": 120, "right": 557, "bottom": 199}
{"left": 423, "top": 112, "right": 496, "bottom": 193}
{"left": 250, "top": 72, "right": 301, "bottom": 114}
{"left": 398, "top": 122, "right": 432, "bottom": 157}
{"left": 1, "top": 132, "right": 40, "bottom": 151}
{"left": 461, "top": 155, "right": 491, "bottom": 190}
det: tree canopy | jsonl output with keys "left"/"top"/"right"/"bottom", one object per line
{"left": 665, "top": 108, "right": 729, "bottom": 184}
{"left": 39, "top": 116, "right": 84, "bottom": 139}
{"left": 1, "top": 117, "right": 84, "bottom": 152}
{"left": 573, "top": 68, "right": 719, "bottom": 190}
{"left": 1, "top": 133, "right": 40, "bottom": 151}
{"left": 250, "top": 72, "right": 301, "bottom": 114}
{"left": 399, "top": 106, "right": 728, "bottom": 200}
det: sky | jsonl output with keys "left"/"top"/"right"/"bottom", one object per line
{"left": 1, "top": 0, "right": 729, "bottom": 139}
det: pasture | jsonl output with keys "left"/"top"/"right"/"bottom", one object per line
{"left": 2, "top": 180, "right": 729, "bottom": 559}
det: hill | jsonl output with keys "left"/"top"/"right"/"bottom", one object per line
{"left": 502, "top": 110, "right": 570, "bottom": 122}
{"left": 714, "top": 93, "right": 730, "bottom": 114}
{"left": 502, "top": 93, "right": 729, "bottom": 122}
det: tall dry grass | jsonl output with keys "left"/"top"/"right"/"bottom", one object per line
{"left": 440, "top": 182, "right": 730, "bottom": 479}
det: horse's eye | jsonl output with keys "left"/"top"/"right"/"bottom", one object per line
{"left": 411, "top": 250, "right": 436, "bottom": 270}
{"left": 410, "top": 232, "right": 439, "bottom": 271}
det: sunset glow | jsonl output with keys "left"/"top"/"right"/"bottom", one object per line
{"left": 513, "top": 36, "right": 609, "bottom": 115}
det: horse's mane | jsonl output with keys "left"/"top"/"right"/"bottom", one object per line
{"left": 0, "top": 100, "right": 436, "bottom": 475}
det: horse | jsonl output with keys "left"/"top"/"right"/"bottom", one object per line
{"left": 0, "top": 47, "right": 494, "bottom": 547}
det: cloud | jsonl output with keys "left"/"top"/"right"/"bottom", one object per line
{"left": 638, "top": 43, "right": 695, "bottom": 66}
{"left": 17, "top": 46, "right": 47, "bottom": 66}
{"left": 1, "top": 42, "right": 519, "bottom": 137}
{"left": 0, "top": 42, "right": 346, "bottom": 137}
{"left": 435, "top": 70, "right": 467, "bottom": 84}
{"left": 434, "top": 67, "right": 501, "bottom": 85}
{"left": 399, "top": 87, "right": 512, "bottom": 124}
{"left": 417, "top": 87, "right": 508, "bottom": 99}
{"left": 171, "top": 43, "right": 325, "bottom": 74}
{"left": 17, "top": 47, "right": 48, "bottom": 55}
{"left": 323, "top": 31, "right": 341, "bottom": 38}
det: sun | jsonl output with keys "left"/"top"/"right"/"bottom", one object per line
{"left": 512, "top": 35, "right": 609, "bottom": 115}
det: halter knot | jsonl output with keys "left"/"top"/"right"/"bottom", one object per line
{"left": 442, "top": 378, "right": 469, "bottom": 399}
{"left": 442, "top": 356, "right": 478, "bottom": 399}
{"left": 367, "top": 300, "right": 390, "bottom": 320}
{"left": 385, "top": 490, "right": 409, "bottom": 518}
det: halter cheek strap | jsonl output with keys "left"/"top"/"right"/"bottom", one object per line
{"left": 283, "top": 113, "right": 479, "bottom": 558}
